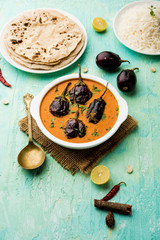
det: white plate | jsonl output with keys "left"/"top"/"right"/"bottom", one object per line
{"left": 0, "top": 8, "right": 87, "bottom": 74}
{"left": 113, "top": 1, "right": 160, "bottom": 55}
{"left": 30, "top": 74, "right": 128, "bottom": 150}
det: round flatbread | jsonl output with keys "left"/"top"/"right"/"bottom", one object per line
{"left": 4, "top": 9, "right": 85, "bottom": 70}
{"left": 5, "top": 34, "right": 84, "bottom": 66}
{"left": 9, "top": 36, "right": 85, "bottom": 70}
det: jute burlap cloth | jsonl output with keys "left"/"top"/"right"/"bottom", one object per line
{"left": 19, "top": 115, "right": 138, "bottom": 175}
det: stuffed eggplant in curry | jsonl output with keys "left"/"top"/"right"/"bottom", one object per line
{"left": 40, "top": 79, "right": 119, "bottom": 143}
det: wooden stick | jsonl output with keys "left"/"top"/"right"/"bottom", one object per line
{"left": 94, "top": 199, "right": 132, "bottom": 215}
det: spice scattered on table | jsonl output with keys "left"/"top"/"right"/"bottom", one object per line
{"left": 94, "top": 181, "right": 131, "bottom": 229}
{"left": 127, "top": 165, "right": 133, "bottom": 174}
{"left": 94, "top": 199, "right": 132, "bottom": 215}
{"left": 150, "top": 67, "right": 156, "bottom": 73}
{"left": 101, "top": 181, "right": 126, "bottom": 201}
{"left": 0, "top": 70, "right": 12, "bottom": 88}
{"left": 106, "top": 211, "right": 115, "bottom": 228}
{"left": 83, "top": 67, "right": 88, "bottom": 73}
{"left": 1, "top": 99, "right": 9, "bottom": 105}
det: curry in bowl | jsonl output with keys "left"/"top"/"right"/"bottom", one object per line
{"left": 40, "top": 66, "right": 119, "bottom": 144}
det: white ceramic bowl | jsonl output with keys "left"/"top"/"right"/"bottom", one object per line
{"left": 30, "top": 74, "right": 128, "bottom": 149}
{"left": 0, "top": 8, "right": 87, "bottom": 74}
{"left": 113, "top": 1, "right": 160, "bottom": 55}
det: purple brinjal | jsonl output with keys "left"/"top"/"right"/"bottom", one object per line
{"left": 69, "top": 64, "right": 92, "bottom": 104}
{"left": 86, "top": 83, "right": 108, "bottom": 124}
{"left": 49, "top": 82, "right": 71, "bottom": 117}
{"left": 96, "top": 51, "right": 130, "bottom": 71}
{"left": 117, "top": 68, "right": 139, "bottom": 92}
{"left": 64, "top": 105, "right": 86, "bottom": 138}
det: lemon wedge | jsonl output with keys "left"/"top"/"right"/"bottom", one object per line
{"left": 91, "top": 165, "right": 110, "bottom": 185}
{"left": 92, "top": 17, "right": 107, "bottom": 32}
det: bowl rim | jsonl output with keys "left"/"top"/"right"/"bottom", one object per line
{"left": 30, "top": 74, "right": 128, "bottom": 149}
{"left": 113, "top": 0, "right": 160, "bottom": 56}
{"left": 0, "top": 8, "right": 87, "bottom": 74}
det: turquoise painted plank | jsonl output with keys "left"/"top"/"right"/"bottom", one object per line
{"left": 0, "top": 0, "right": 160, "bottom": 239}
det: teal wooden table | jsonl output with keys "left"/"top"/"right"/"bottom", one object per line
{"left": 0, "top": 0, "right": 160, "bottom": 239}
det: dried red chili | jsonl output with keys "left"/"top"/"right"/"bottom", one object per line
{"left": 0, "top": 70, "right": 12, "bottom": 87}
{"left": 101, "top": 182, "right": 126, "bottom": 201}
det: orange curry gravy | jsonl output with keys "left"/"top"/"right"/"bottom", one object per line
{"left": 40, "top": 79, "right": 119, "bottom": 143}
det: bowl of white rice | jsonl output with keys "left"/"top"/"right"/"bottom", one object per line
{"left": 113, "top": 1, "right": 160, "bottom": 55}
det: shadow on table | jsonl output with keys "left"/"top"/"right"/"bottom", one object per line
{"left": 21, "top": 158, "right": 47, "bottom": 177}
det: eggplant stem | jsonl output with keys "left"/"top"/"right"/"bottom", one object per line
{"left": 61, "top": 82, "right": 71, "bottom": 98}
{"left": 78, "top": 64, "right": 83, "bottom": 83}
{"left": 130, "top": 68, "right": 139, "bottom": 72}
{"left": 121, "top": 60, "right": 130, "bottom": 64}
{"left": 100, "top": 82, "right": 109, "bottom": 99}
{"left": 75, "top": 104, "right": 79, "bottom": 119}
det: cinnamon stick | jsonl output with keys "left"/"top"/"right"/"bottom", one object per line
{"left": 94, "top": 199, "right": 132, "bottom": 215}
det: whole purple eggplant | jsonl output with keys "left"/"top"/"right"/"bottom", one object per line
{"left": 117, "top": 68, "right": 139, "bottom": 92}
{"left": 64, "top": 106, "right": 86, "bottom": 138}
{"left": 69, "top": 64, "right": 92, "bottom": 104}
{"left": 86, "top": 83, "right": 108, "bottom": 124}
{"left": 96, "top": 51, "right": 130, "bottom": 71}
{"left": 49, "top": 82, "right": 71, "bottom": 117}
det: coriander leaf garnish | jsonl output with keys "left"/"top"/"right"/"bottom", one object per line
{"left": 116, "top": 107, "right": 119, "bottom": 111}
{"left": 50, "top": 117, "right": 55, "bottom": 127}
{"left": 79, "top": 128, "right": 85, "bottom": 137}
{"left": 73, "top": 103, "right": 78, "bottom": 107}
{"left": 101, "top": 113, "right": 106, "bottom": 120}
{"left": 55, "top": 85, "right": 58, "bottom": 92}
{"left": 92, "top": 129, "right": 99, "bottom": 136}
{"left": 92, "top": 84, "right": 101, "bottom": 93}
{"left": 60, "top": 121, "right": 64, "bottom": 129}
{"left": 116, "top": 113, "right": 119, "bottom": 116}
{"left": 70, "top": 110, "right": 76, "bottom": 113}
{"left": 79, "top": 105, "right": 88, "bottom": 114}
{"left": 148, "top": 5, "right": 156, "bottom": 16}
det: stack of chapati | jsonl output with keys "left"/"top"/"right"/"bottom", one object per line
{"left": 4, "top": 9, "right": 85, "bottom": 70}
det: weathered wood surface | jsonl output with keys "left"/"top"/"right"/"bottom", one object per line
{"left": 0, "top": 0, "right": 160, "bottom": 239}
